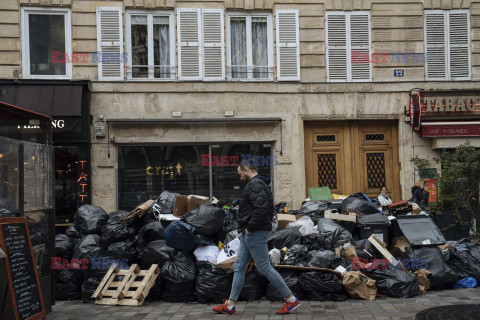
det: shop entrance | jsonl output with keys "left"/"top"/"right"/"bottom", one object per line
{"left": 304, "top": 121, "right": 401, "bottom": 202}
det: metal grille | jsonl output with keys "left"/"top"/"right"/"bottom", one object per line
{"left": 367, "top": 153, "right": 386, "bottom": 189}
{"left": 317, "top": 154, "right": 337, "bottom": 189}
{"left": 366, "top": 134, "right": 384, "bottom": 141}
{"left": 316, "top": 135, "right": 336, "bottom": 142}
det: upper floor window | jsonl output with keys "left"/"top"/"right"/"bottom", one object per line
{"left": 21, "top": 7, "right": 72, "bottom": 79}
{"left": 226, "top": 13, "right": 274, "bottom": 80}
{"left": 326, "top": 11, "right": 371, "bottom": 82}
{"left": 126, "top": 11, "right": 175, "bottom": 80}
{"left": 425, "top": 10, "right": 470, "bottom": 81}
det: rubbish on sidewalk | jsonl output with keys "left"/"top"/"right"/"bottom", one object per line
{"left": 73, "top": 234, "right": 102, "bottom": 260}
{"left": 267, "top": 228, "right": 302, "bottom": 250}
{"left": 396, "top": 215, "right": 446, "bottom": 246}
{"left": 161, "top": 252, "right": 197, "bottom": 302}
{"left": 342, "top": 271, "right": 377, "bottom": 300}
{"left": 82, "top": 277, "right": 101, "bottom": 303}
{"left": 342, "top": 193, "right": 379, "bottom": 215}
{"left": 447, "top": 246, "right": 480, "bottom": 282}
{"left": 55, "top": 233, "right": 75, "bottom": 259}
{"left": 136, "top": 221, "right": 165, "bottom": 251}
{"left": 123, "top": 197, "right": 157, "bottom": 221}
{"left": 299, "top": 201, "right": 330, "bottom": 223}
{"left": 55, "top": 269, "right": 83, "bottom": 301}
{"left": 173, "top": 194, "right": 209, "bottom": 217}
{"left": 277, "top": 214, "right": 301, "bottom": 230}
{"left": 182, "top": 203, "right": 225, "bottom": 236}
{"left": 75, "top": 204, "right": 109, "bottom": 235}
{"left": 368, "top": 235, "right": 403, "bottom": 269}
{"left": 353, "top": 239, "right": 375, "bottom": 260}
{"left": 357, "top": 213, "right": 390, "bottom": 245}
{"left": 286, "top": 216, "right": 316, "bottom": 236}
{"left": 274, "top": 265, "right": 342, "bottom": 277}
{"left": 164, "top": 220, "right": 197, "bottom": 252}
{"left": 390, "top": 236, "right": 411, "bottom": 258}
{"left": 269, "top": 248, "right": 281, "bottom": 265}
{"left": 194, "top": 245, "right": 220, "bottom": 264}
{"left": 299, "top": 271, "right": 345, "bottom": 301}
{"left": 92, "top": 264, "right": 160, "bottom": 306}
{"left": 102, "top": 210, "right": 138, "bottom": 247}
{"left": 306, "top": 249, "right": 342, "bottom": 269}
{"left": 138, "top": 240, "right": 177, "bottom": 269}
{"left": 324, "top": 210, "right": 357, "bottom": 223}
{"left": 195, "top": 261, "right": 233, "bottom": 303}
{"left": 282, "top": 244, "right": 309, "bottom": 266}
{"left": 217, "top": 237, "right": 241, "bottom": 270}
{"left": 266, "top": 270, "right": 305, "bottom": 301}
{"left": 341, "top": 242, "right": 358, "bottom": 260}
{"left": 453, "top": 277, "right": 477, "bottom": 288}
{"left": 317, "top": 218, "right": 353, "bottom": 250}
{"left": 364, "top": 267, "right": 422, "bottom": 298}
{"left": 414, "top": 269, "right": 432, "bottom": 293}
{"left": 240, "top": 272, "right": 269, "bottom": 301}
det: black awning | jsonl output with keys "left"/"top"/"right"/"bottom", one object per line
{"left": 0, "top": 84, "right": 83, "bottom": 117}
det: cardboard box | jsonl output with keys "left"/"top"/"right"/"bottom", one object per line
{"left": 390, "top": 236, "right": 411, "bottom": 258}
{"left": 277, "top": 214, "right": 301, "bottom": 230}
{"left": 173, "top": 195, "right": 209, "bottom": 217}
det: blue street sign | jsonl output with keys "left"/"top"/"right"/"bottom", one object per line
{"left": 394, "top": 69, "right": 404, "bottom": 77}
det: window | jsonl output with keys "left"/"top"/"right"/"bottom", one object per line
{"left": 117, "top": 143, "right": 273, "bottom": 211}
{"left": 126, "top": 11, "right": 175, "bottom": 80}
{"left": 226, "top": 13, "right": 274, "bottom": 80}
{"left": 21, "top": 7, "right": 72, "bottom": 79}
{"left": 326, "top": 11, "right": 371, "bottom": 82}
{"left": 425, "top": 10, "right": 470, "bottom": 81}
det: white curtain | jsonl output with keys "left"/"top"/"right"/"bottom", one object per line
{"left": 252, "top": 18, "right": 268, "bottom": 78}
{"left": 154, "top": 17, "right": 170, "bottom": 78}
{"left": 230, "top": 18, "right": 247, "bottom": 78}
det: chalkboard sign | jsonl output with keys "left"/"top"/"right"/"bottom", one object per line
{"left": 0, "top": 217, "right": 46, "bottom": 320}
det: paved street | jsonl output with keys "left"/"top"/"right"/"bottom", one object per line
{"left": 49, "top": 288, "right": 480, "bottom": 320}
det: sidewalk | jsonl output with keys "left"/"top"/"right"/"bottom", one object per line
{"left": 49, "top": 288, "right": 480, "bottom": 320}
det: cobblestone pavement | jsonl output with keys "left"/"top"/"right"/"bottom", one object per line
{"left": 49, "top": 288, "right": 480, "bottom": 320}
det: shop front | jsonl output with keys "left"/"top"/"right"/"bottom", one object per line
{"left": 0, "top": 81, "right": 91, "bottom": 227}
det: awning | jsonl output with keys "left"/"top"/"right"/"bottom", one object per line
{"left": 0, "top": 84, "right": 83, "bottom": 117}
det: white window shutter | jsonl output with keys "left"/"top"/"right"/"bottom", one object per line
{"left": 425, "top": 11, "right": 447, "bottom": 80}
{"left": 449, "top": 10, "right": 470, "bottom": 80}
{"left": 96, "top": 7, "right": 124, "bottom": 81}
{"left": 276, "top": 10, "right": 300, "bottom": 81}
{"left": 349, "top": 13, "right": 371, "bottom": 81}
{"left": 201, "top": 9, "right": 225, "bottom": 81}
{"left": 326, "top": 13, "right": 348, "bottom": 82}
{"left": 178, "top": 8, "right": 202, "bottom": 80}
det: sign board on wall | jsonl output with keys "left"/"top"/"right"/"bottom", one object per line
{"left": 422, "top": 125, "right": 480, "bottom": 137}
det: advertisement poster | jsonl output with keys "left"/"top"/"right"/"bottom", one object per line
{"left": 426, "top": 178, "right": 437, "bottom": 203}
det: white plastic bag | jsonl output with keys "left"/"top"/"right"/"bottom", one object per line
{"left": 286, "top": 216, "right": 315, "bottom": 236}
{"left": 194, "top": 245, "right": 220, "bottom": 264}
{"left": 216, "top": 237, "right": 240, "bottom": 265}
{"left": 269, "top": 249, "right": 281, "bottom": 265}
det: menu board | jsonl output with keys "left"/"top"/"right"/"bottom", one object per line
{"left": 0, "top": 217, "right": 46, "bottom": 320}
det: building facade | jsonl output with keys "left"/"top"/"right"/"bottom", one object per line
{"left": 1, "top": 0, "right": 480, "bottom": 214}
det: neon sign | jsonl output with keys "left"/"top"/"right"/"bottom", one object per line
{"left": 77, "top": 160, "right": 88, "bottom": 202}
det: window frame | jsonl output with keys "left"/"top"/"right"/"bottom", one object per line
{"left": 125, "top": 10, "right": 176, "bottom": 81}
{"left": 21, "top": 7, "right": 72, "bottom": 80}
{"left": 225, "top": 12, "right": 274, "bottom": 81}
{"left": 325, "top": 11, "right": 372, "bottom": 83}
{"left": 424, "top": 9, "right": 471, "bottom": 81}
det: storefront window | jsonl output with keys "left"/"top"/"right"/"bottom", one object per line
{"left": 118, "top": 143, "right": 273, "bottom": 211}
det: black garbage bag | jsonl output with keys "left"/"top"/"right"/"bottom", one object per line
{"left": 156, "top": 191, "right": 179, "bottom": 215}
{"left": 82, "top": 277, "right": 101, "bottom": 303}
{"left": 83, "top": 252, "right": 124, "bottom": 282}
{"left": 101, "top": 210, "right": 137, "bottom": 247}
{"left": 106, "top": 237, "right": 138, "bottom": 263}
{"left": 65, "top": 224, "right": 81, "bottom": 238}
{"left": 342, "top": 193, "right": 379, "bottom": 215}
{"left": 448, "top": 248, "right": 480, "bottom": 283}
{"left": 299, "top": 271, "right": 344, "bottom": 301}
{"left": 317, "top": 218, "right": 353, "bottom": 250}
{"left": 283, "top": 245, "right": 309, "bottom": 266}
{"left": 74, "top": 204, "right": 109, "bottom": 235}
{"left": 195, "top": 261, "right": 233, "bottom": 303}
{"left": 55, "top": 269, "right": 83, "bottom": 300}
{"left": 146, "top": 277, "right": 164, "bottom": 301}
{"left": 404, "top": 246, "right": 458, "bottom": 290}
{"left": 55, "top": 233, "right": 75, "bottom": 259}
{"left": 164, "top": 220, "right": 197, "bottom": 252}
{"left": 239, "top": 272, "right": 269, "bottom": 301}
{"left": 306, "top": 250, "right": 341, "bottom": 269}
{"left": 266, "top": 270, "right": 304, "bottom": 301}
{"left": 354, "top": 239, "right": 375, "bottom": 260}
{"left": 470, "top": 244, "right": 480, "bottom": 261}
{"left": 216, "top": 208, "right": 239, "bottom": 243}
{"left": 302, "top": 231, "right": 321, "bottom": 251}
{"left": 136, "top": 221, "right": 165, "bottom": 251}
{"left": 73, "top": 234, "right": 102, "bottom": 260}
{"left": 182, "top": 203, "right": 225, "bottom": 236}
{"left": 267, "top": 229, "right": 302, "bottom": 250}
{"left": 138, "top": 240, "right": 177, "bottom": 269}
{"left": 298, "top": 201, "right": 329, "bottom": 224}
{"left": 364, "top": 267, "right": 422, "bottom": 298}
{"left": 224, "top": 230, "right": 240, "bottom": 246}
{"left": 161, "top": 252, "right": 197, "bottom": 302}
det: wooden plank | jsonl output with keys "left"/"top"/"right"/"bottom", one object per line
{"left": 92, "top": 265, "right": 119, "bottom": 300}
{"left": 275, "top": 265, "right": 342, "bottom": 277}
{"left": 122, "top": 264, "right": 141, "bottom": 298}
{"left": 112, "top": 265, "right": 139, "bottom": 300}
{"left": 324, "top": 210, "right": 357, "bottom": 222}
{"left": 132, "top": 264, "right": 157, "bottom": 301}
{"left": 368, "top": 235, "right": 404, "bottom": 270}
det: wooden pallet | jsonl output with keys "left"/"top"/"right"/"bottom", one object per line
{"left": 91, "top": 264, "right": 160, "bottom": 306}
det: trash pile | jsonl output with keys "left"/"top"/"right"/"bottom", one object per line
{"left": 54, "top": 191, "right": 480, "bottom": 305}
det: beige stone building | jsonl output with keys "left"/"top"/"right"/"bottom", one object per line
{"left": 1, "top": 0, "right": 480, "bottom": 218}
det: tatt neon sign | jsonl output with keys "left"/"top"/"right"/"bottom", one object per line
{"left": 77, "top": 160, "right": 88, "bottom": 202}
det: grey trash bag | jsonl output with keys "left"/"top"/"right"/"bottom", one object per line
{"left": 55, "top": 233, "right": 75, "bottom": 259}
{"left": 298, "top": 201, "right": 330, "bottom": 224}
{"left": 183, "top": 203, "right": 226, "bottom": 236}
{"left": 74, "top": 204, "right": 109, "bottom": 235}
{"left": 306, "top": 250, "right": 341, "bottom": 269}
{"left": 317, "top": 218, "right": 353, "bottom": 250}
{"left": 156, "top": 191, "right": 179, "bottom": 216}
{"left": 267, "top": 229, "right": 302, "bottom": 250}
{"left": 101, "top": 210, "right": 138, "bottom": 247}
{"left": 282, "top": 244, "right": 309, "bottom": 266}
{"left": 65, "top": 224, "right": 81, "bottom": 238}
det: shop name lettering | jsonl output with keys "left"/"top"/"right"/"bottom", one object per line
{"left": 77, "top": 160, "right": 87, "bottom": 202}
{"left": 422, "top": 96, "right": 480, "bottom": 113}
{"left": 51, "top": 51, "right": 128, "bottom": 64}
{"left": 51, "top": 257, "right": 129, "bottom": 270}
{"left": 146, "top": 164, "right": 183, "bottom": 177}
{"left": 201, "top": 154, "right": 279, "bottom": 167}
{"left": 351, "top": 51, "right": 428, "bottom": 64}
{"left": 17, "top": 119, "right": 66, "bottom": 130}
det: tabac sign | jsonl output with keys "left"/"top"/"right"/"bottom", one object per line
{"left": 423, "top": 95, "right": 480, "bottom": 114}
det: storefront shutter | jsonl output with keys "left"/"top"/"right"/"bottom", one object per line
{"left": 96, "top": 7, "right": 124, "bottom": 81}
{"left": 276, "top": 10, "right": 300, "bottom": 81}
{"left": 178, "top": 8, "right": 202, "bottom": 80}
{"left": 202, "top": 9, "right": 225, "bottom": 80}
{"left": 326, "top": 13, "right": 348, "bottom": 82}
{"left": 448, "top": 11, "right": 470, "bottom": 80}
{"left": 349, "top": 12, "right": 371, "bottom": 81}
{"left": 425, "top": 11, "right": 447, "bottom": 80}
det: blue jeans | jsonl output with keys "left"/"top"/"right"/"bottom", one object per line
{"left": 229, "top": 231, "right": 292, "bottom": 301}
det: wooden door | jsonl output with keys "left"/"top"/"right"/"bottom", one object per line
{"left": 304, "top": 121, "right": 400, "bottom": 202}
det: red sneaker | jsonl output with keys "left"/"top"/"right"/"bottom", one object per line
{"left": 213, "top": 300, "right": 236, "bottom": 315}
{"left": 276, "top": 297, "right": 300, "bottom": 314}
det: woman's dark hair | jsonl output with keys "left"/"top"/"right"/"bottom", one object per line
{"left": 380, "top": 186, "right": 387, "bottom": 192}
{"left": 238, "top": 160, "right": 258, "bottom": 172}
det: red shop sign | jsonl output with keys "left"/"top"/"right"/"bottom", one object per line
{"left": 422, "top": 125, "right": 480, "bottom": 137}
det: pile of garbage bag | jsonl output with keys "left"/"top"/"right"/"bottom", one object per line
{"left": 54, "top": 189, "right": 480, "bottom": 305}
